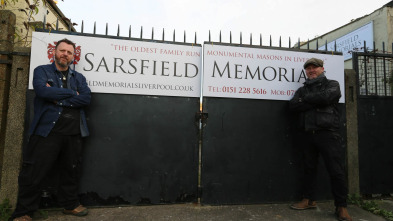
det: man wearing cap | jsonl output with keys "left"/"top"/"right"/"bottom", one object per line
{"left": 289, "top": 58, "right": 352, "bottom": 221}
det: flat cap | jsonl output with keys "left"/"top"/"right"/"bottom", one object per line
{"left": 304, "top": 58, "right": 324, "bottom": 69}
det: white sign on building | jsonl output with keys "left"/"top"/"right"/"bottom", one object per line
{"left": 29, "top": 32, "right": 202, "bottom": 98}
{"left": 203, "top": 44, "right": 345, "bottom": 103}
{"left": 319, "top": 22, "right": 374, "bottom": 60}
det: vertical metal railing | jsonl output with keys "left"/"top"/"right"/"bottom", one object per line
{"left": 373, "top": 42, "right": 378, "bottom": 94}
{"left": 48, "top": 17, "right": 199, "bottom": 44}
{"left": 383, "top": 42, "right": 387, "bottom": 96}
{"left": 46, "top": 16, "right": 345, "bottom": 51}
{"left": 354, "top": 41, "right": 393, "bottom": 97}
{"left": 44, "top": 14, "right": 393, "bottom": 99}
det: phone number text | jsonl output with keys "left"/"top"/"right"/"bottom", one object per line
{"left": 207, "top": 86, "right": 295, "bottom": 96}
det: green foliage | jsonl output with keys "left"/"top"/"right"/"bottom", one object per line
{"left": 1, "top": 0, "right": 19, "bottom": 7}
{"left": 1, "top": 0, "right": 42, "bottom": 45}
{"left": 0, "top": 199, "right": 50, "bottom": 220}
{"left": 37, "top": 209, "right": 48, "bottom": 219}
{"left": 0, "top": 199, "right": 12, "bottom": 221}
{"left": 348, "top": 194, "right": 393, "bottom": 221}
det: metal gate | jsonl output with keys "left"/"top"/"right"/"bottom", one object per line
{"left": 200, "top": 43, "right": 347, "bottom": 204}
{"left": 25, "top": 28, "right": 349, "bottom": 207}
{"left": 80, "top": 94, "right": 200, "bottom": 205}
{"left": 26, "top": 92, "right": 200, "bottom": 206}
{"left": 353, "top": 51, "right": 393, "bottom": 194}
{"left": 25, "top": 30, "right": 201, "bottom": 207}
{"left": 201, "top": 97, "right": 346, "bottom": 204}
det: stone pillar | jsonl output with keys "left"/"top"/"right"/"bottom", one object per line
{"left": 0, "top": 10, "right": 31, "bottom": 206}
{"left": 0, "top": 46, "right": 30, "bottom": 206}
{"left": 0, "top": 10, "right": 15, "bottom": 191}
{"left": 345, "top": 69, "right": 360, "bottom": 195}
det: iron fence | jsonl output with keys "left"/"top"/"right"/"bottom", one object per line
{"left": 353, "top": 42, "right": 393, "bottom": 97}
{"left": 43, "top": 17, "right": 347, "bottom": 52}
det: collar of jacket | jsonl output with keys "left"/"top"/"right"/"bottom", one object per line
{"left": 304, "top": 73, "right": 326, "bottom": 85}
{"left": 51, "top": 62, "right": 76, "bottom": 77}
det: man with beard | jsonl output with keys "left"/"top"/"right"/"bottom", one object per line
{"left": 11, "top": 39, "right": 91, "bottom": 221}
{"left": 289, "top": 58, "right": 352, "bottom": 221}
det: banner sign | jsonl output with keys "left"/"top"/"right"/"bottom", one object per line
{"left": 319, "top": 22, "right": 373, "bottom": 60}
{"left": 29, "top": 32, "right": 202, "bottom": 98}
{"left": 203, "top": 44, "right": 345, "bottom": 103}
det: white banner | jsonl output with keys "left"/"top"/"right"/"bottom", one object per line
{"left": 203, "top": 44, "right": 345, "bottom": 103}
{"left": 319, "top": 22, "right": 373, "bottom": 60}
{"left": 29, "top": 32, "right": 202, "bottom": 97}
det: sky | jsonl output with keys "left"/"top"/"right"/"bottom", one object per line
{"left": 57, "top": 0, "right": 392, "bottom": 46}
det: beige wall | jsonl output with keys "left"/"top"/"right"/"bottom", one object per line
{"left": 388, "top": 7, "right": 393, "bottom": 48}
{"left": 300, "top": 4, "right": 393, "bottom": 69}
{"left": 1, "top": 0, "right": 71, "bottom": 47}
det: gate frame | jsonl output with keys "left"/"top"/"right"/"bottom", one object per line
{"left": 352, "top": 51, "right": 393, "bottom": 195}
{"left": 199, "top": 41, "right": 357, "bottom": 204}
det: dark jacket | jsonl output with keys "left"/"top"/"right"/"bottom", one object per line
{"left": 289, "top": 74, "right": 341, "bottom": 131}
{"left": 29, "top": 62, "right": 91, "bottom": 137}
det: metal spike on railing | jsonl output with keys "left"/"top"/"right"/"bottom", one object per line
{"left": 93, "top": 22, "right": 96, "bottom": 34}
{"left": 289, "top": 37, "right": 291, "bottom": 48}
{"left": 184, "top": 31, "right": 186, "bottom": 43}
{"left": 260, "top": 34, "right": 262, "bottom": 46}
{"left": 250, "top": 33, "right": 252, "bottom": 45}
{"left": 105, "top": 23, "right": 108, "bottom": 36}
{"left": 240, "top": 32, "right": 242, "bottom": 45}
{"left": 392, "top": 43, "right": 393, "bottom": 54}
{"left": 373, "top": 41, "right": 376, "bottom": 53}
{"left": 68, "top": 18, "right": 72, "bottom": 32}
{"left": 56, "top": 18, "right": 59, "bottom": 31}
{"left": 219, "top": 31, "right": 222, "bottom": 43}
{"left": 325, "top": 40, "right": 328, "bottom": 51}
{"left": 279, "top": 36, "right": 281, "bottom": 48}
{"left": 173, "top": 29, "right": 176, "bottom": 42}
{"left": 363, "top": 41, "right": 367, "bottom": 52}
{"left": 81, "top": 21, "right": 84, "bottom": 33}
{"left": 270, "top": 35, "right": 272, "bottom": 47}
{"left": 298, "top": 38, "right": 300, "bottom": 49}
{"left": 307, "top": 39, "right": 310, "bottom": 50}
{"left": 371, "top": 42, "right": 378, "bottom": 94}
{"left": 334, "top": 41, "right": 337, "bottom": 52}
{"left": 162, "top": 28, "right": 165, "bottom": 41}
{"left": 140, "top": 26, "right": 143, "bottom": 39}
{"left": 194, "top": 32, "right": 197, "bottom": 44}
{"left": 382, "top": 41, "right": 387, "bottom": 95}
{"left": 209, "top": 30, "right": 211, "bottom": 42}
{"left": 316, "top": 39, "right": 319, "bottom": 50}
{"left": 43, "top": 15, "right": 46, "bottom": 29}
{"left": 230, "top": 31, "right": 232, "bottom": 44}
{"left": 117, "top": 25, "right": 120, "bottom": 37}
{"left": 152, "top": 27, "right": 154, "bottom": 40}
{"left": 129, "top": 26, "right": 131, "bottom": 38}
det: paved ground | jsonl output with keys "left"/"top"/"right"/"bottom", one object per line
{"left": 29, "top": 199, "right": 392, "bottom": 221}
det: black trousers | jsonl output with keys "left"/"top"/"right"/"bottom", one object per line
{"left": 12, "top": 134, "right": 83, "bottom": 218}
{"left": 300, "top": 130, "right": 348, "bottom": 207}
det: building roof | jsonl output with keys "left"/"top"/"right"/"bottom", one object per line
{"left": 45, "top": 0, "right": 76, "bottom": 32}
{"left": 300, "top": 0, "right": 393, "bottom": 46}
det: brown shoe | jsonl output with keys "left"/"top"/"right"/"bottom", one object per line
{"left": 335, "top": 207, "right": 352, "bottom": 221}
{"left": 63, "top": 205, "right": 88, "bottom": 216}
{"left": 290, "top": 198, "right": 317, "bottom": 210}
{"left": 13, "top": 215, "right": 32, "bottom": 221}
